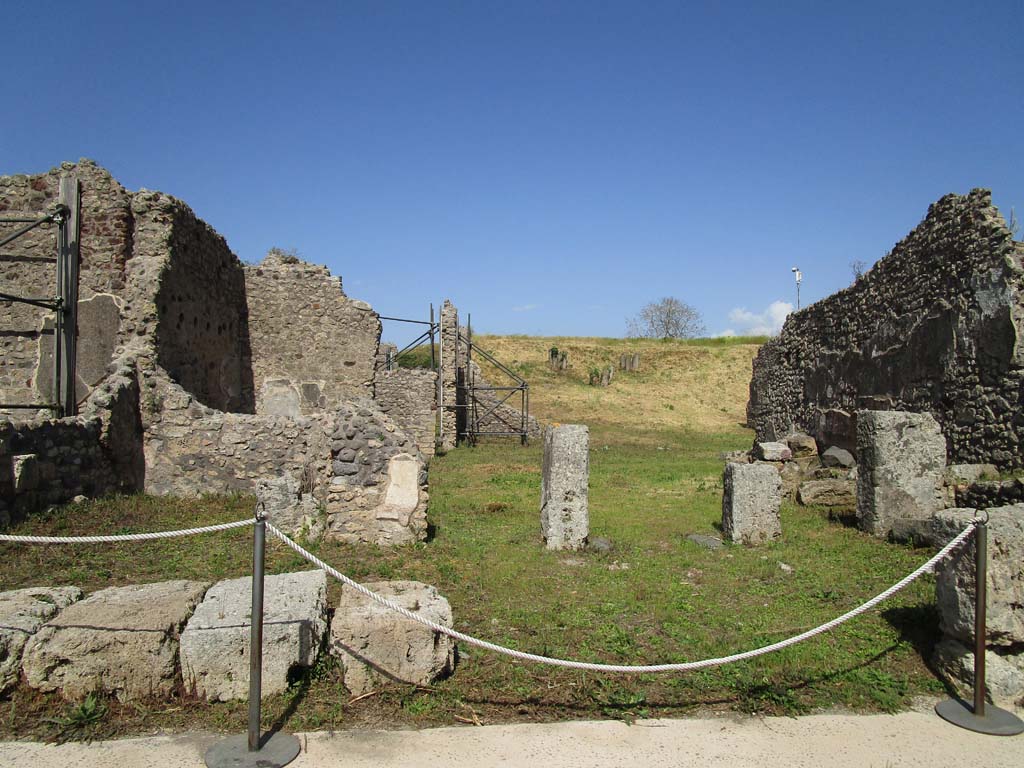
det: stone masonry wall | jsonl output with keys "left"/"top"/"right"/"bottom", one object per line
{"left": 0, "top": 161, "right": 132, "bottom": 414}
{"left": 135, "top": 192, "right": 254, "bottom": 413}
{"left": 373, "top": 367, "right": 437, "bottom": 456}
{"left": 0, "top": 359, "right": 143, "bottom": 526}
{"left": 244, "top": 253, "right": 380, "bottom": 416}
{"left": 747, "top": 190, "right": 1024, "bottom": 468}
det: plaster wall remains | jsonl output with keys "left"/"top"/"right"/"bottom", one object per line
{"left": 244, "top": 254, "right": 380, "bottom": 415}
{"left": 747, "top": 190, "right": 1024, "bottom": 469}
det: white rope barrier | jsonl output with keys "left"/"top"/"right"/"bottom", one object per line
{"left": 267, "top": 520, "right": 978, "bottom": 674}
{"left": 0, "top": 517, "right": 256, "bottom": 544}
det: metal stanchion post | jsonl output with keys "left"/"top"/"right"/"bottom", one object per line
{"left": 936, "top": 517, "right": 1024, "bottom": 736}
{"left": 205, "top": 512, "right": 302, "bottom": 767}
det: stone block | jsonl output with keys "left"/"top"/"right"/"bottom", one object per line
{"left": 180, "top": 570, "right": 328, "bottom": 702}
{"left": 754, "top": 442, "right": 792, "bottom": 462}
{"left": 721, "top": 462, "right": 782, "bottom": 545}
{"left": 784, "top": 433, "right": 817, "bottom": 458}
{"left": 945, "top": 464, "right": 999, "bottom": 485}
{"left": 797, "top": 479, "right": 855, "bottom": 507}
{"left": 855, "top": 410, "right": 946, "bottom": 537}
{"left": 778, "top": 461, "right": 803, "bottom": 498}
{"left": 821, "top": 446, "right": 856, "bottom": 469}
{"left": 540, "top": 425, "right": 589, "bottom": 550}
{"left": 933, "top": 638, "right": 1024, "bottom": 708}
{"left": 22, "top": 580, "right": 208, "bottom": 701}
{"left": 0, "top": 586, "right": 82, "bottom": 694}
{"left": 330, "top": 580, "right": 455, "bottom": 696}
{"left": 933, "top": 505, "right": 1024, "bottom": 648}
{"left": 255, "top": 473, "right": 324, "bottom": 537}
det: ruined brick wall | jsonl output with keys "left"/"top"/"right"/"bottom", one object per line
{"left": 439, "top": 300, "right": 460, "bottom": 449}
{"left": 747, "top": 190, "right": 1024, "bottom": 468}
{"left": 0, "top": 161, "right": 131, "bottom": 413}
{"left": 244, "top": 253, "right": 380, "bottom": 416}
{"left": 373, "top": 367, "right": 437, "bottom": 456}
{"left": 133, "top": 192, "right": 254, "bottom": 413}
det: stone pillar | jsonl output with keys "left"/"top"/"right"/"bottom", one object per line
{"left": 721, "top": 462, "right": 782, "bottom": 545}
{"left": 855, "top": 410, "right": 946, "bottom": 538}
{"left": 439, "top": 300, "right": 459, "bottom": 450}
{"left": 540, "top": 425, "right": 589, "bottom": 550}
{"left": 932, "top": 505, "right": 1024, "bottom": 707}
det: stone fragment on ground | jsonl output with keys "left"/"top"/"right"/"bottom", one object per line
{"left": 179, "top": 570, "right": 328, "bottom": 702}
{"left": 753, "top": 441, "right": 792, "bottom": 462}
{"left": 797, "top": 479, "right": 856, "bottom": 507}
{"left": 540, "top": 424, "right": 589, "bottom": 550}
{"left": 331, "top": 580, "right": 455, "bottom": 696}
{"left": 0, "top": 586, "right": 82, "bottom": 695}
{"left": 855, "top": 410, "right": 946, "bottom": 538}
{"left": 22, "top": 580, "right": 208, "bottom": 701}
{"left": 777, "top": 461, "right": 803, "bottom": 498}
{"left": 721, "top": 462, "right": 782, "bottom": 545}
{"left": 686, "top": 533, "right": 724, "bottom": 551}
{"left": 821, "top": 446, "right": 856, "bottom": 469}
{"left": 784, "top": 432, "right": 818, "bottom": 458}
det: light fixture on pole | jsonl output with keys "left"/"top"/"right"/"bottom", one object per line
{"left": 791, "top": 267, "right": 802, "bottom": 310}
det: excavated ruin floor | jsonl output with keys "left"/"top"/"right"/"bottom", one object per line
{"left": 2, "top": 706, "right": 1023, "bottom": 767}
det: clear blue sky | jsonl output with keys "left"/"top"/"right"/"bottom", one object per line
{"left": 4, "top": 1, "right": 1021, "bottom": 345}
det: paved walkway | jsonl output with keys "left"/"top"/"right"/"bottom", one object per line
{"left": 3, "top": 708, "right": 1024, "bottom": 768}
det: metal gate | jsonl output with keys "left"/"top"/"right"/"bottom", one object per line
{"left": 0, "top": 176, "right": 80, "bottom": 418}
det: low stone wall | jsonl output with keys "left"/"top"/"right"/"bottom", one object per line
{"left": 0, "top": 365, "right": 142, "bottom": 527}
{"left": 956, "top": 478, "right": 1024, "bottom": 510}
{"left": 141, "top": 369, "right": 332, "bottom": 499}
{"left": 374, "top": 367, "right": 437, "bottom": 456}
{"left": 747, "top": 190, "right": 1024, "bottom": 469}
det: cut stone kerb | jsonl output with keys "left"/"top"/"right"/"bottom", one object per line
{"left": 540, "top": 425, "right": 589, "bottom": 550}
{"left": 855, "top": 410, "right": 946, "bottom": 538}
{"left": 721, "top": 462, "right": 782, "bottom": 545}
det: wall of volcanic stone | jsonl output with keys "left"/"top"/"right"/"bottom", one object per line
{"left": 747, "top": 189, "right": 1024, "bottom": 468}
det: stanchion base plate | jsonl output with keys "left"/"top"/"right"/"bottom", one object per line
{"left": 205, "top": 731, "right": 302, "bottom": 767}
{"left": 935, "top": 698, "right": 1024, "bottom": 736}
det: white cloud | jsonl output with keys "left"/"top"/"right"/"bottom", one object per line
{"left": 512, "top": 303, "right": 538, "bottom": 312}
{"left": 723, "top": 300, "right": 793, "bottom": 336}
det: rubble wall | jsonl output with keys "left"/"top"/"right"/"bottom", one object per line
{"left": 244, "top": 254, "right": 380, "bottom": 415}
{"left": 373, "top": 367, "right": 437, "bottom": 456}
{"left": 747, "top": 190, "right": 1024, "bottom": 468}
{"left": 133, "top": 192, "right": 254, "bottom": 413}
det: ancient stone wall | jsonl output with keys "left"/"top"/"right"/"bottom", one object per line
{"left": 373, "top": 367, "right": 437, "bottom": 456}
{"left": 0, "top": 161, "right": 132, "bottom": 413}
{"left": 0, "top": 362, "right": 142, "bottom": 526}
{"left": 747, "top": 190, "right": 1024, "bottom": 468}
{"left": 439, "top": 300, "right": 459, "bottom": 450}
{"left": 244, "top": 254, "right": 380, "bottom": 416}
{"left": 134, "top": 192, "right": 254, "bottom": 413}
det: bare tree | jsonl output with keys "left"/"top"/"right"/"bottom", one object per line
{"left": 850, "top": 259, "right": 868, "bottom": 282}
{"left": 626, "top": 297, "right": 706, "bottom": 339}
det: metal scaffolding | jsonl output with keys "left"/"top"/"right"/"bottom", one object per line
{"left": 0, "top": 176, "right": 80, "bottom": 418}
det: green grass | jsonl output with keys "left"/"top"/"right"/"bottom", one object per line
{"left": 0, "top": 333, "right": 949, "bottom": 738}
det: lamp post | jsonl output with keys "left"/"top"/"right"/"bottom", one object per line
{"left": 791, "top": 267, "right": 802, "bottom": 310}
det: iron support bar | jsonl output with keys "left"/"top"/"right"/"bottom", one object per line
{"left": 0, "top": 212, "right": 59, "bottom": 250}
{"left": 0, "top": 292, "right": 61, "bottom": 310}
{"left": 378, "top": 315, "right": 435, "bottom": 326}
{"left": 935, "top": 518, "right": 1024, "bottom": 735}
